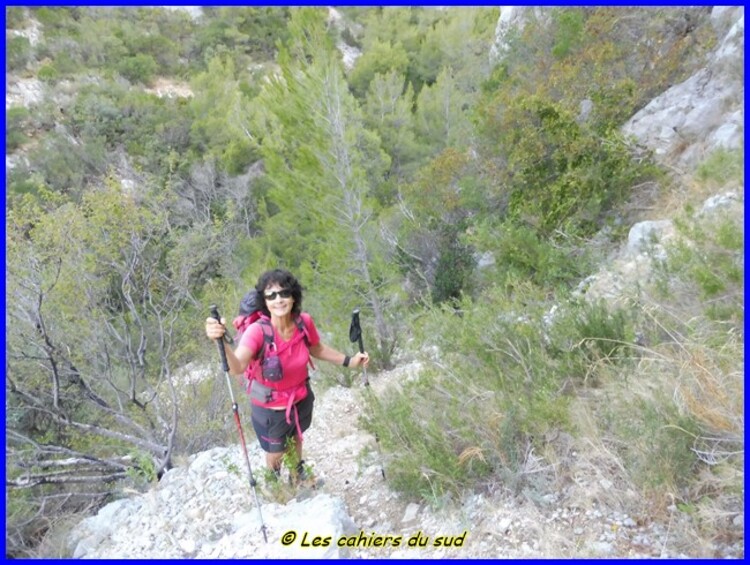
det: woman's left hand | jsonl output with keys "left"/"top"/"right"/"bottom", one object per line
{"left": 351, "top": 351, "right": 370, "bottom": 368}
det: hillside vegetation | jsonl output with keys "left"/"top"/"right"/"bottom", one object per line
{"left": 5, "top": 6, "right": 742, "bottom": 557}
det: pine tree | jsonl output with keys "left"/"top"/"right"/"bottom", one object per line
{"left": 254, "top": 8, "right": 397, "bottom": 363}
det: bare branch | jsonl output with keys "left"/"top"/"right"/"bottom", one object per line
{"left": 8, "top": 472, "right": 129, "bottom": 488}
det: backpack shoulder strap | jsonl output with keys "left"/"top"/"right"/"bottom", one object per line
{"left": 256, "top": 319, "right": 276, "bottom": 360}
{"left": 253, "top": 316, "right": 310, "bottom": 360}
{"left": 294, "top": 314, "right": 315, "bottom": 370}
{"left": 244, "top": 319, "right": 276, "bottom": 387}
{"left": 294, "top": 315, "right": 311, "bottom": 347}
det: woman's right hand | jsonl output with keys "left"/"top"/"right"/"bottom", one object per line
{"left": 205, "top": 317, "right": 227, "bottom": 341}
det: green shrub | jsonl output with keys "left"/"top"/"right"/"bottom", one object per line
{"left": 585, "top": 203, "right": 744, "bottom": 501}
{"left": 571, "top": 298, "right": 635, "bottom": 363}
{"left": 6, "top": 130, "right": 28, "bottom": 153}
{"left": 221, "top": 138, "right": 257, "bottom": 175}
{"left": 37, "top": 63, "right": 60, "bottom": 83}
{"left": 695, "top": 148, "right": 744, "bottom": 187}
{"left": 601, "top": 387, "right": 701, "bottom": 490}
{"left": 7, "top": 36, "right": 32, "bottom": 71}
{"left": 6, "top": 107, "right": 31, "bottom": 152}
{"left": 469, "top": 220, "right": 593, "bottom": 291}
{"left": 125, "top": 450, "right": 158, "bottom": 486}
{"left": 50, "top": 50, "right": 81, "bottom": 76}
{"left": 432, "top": 234, "right": 474, "bottom": 305}
{"left": 6, "top": 7, "right": 27, "bottom": 28}
{"left": 172, "top": 385, "right": 232, "bottom": 456}
{"left": 32, "top": 7, "right": 76, "bottom": 32}
{"left": 7, "top": 171, "right": 47, "bottom": 200}
{"left": 654, "top": 212, "right": 743, "bottom": 325}
{"left": 362, "top": 285, "right": 572, "bottom": 502}
{"left": 348, "top": 40, "right": 410, "bottom": 99}
{"left": 363, "top": 375, "right": 494, "bottom": 502}
{"left": 126, "top": 33, "right": 180, "bottom": 75}
{"left": 26, "top": 133, "right": 96, "bottom": 199}
{"left": 117, "top": 53, "right": 157, "bottom": 85}
{"left": 550, "top": 8, "right": 585, "bottom": 59}
{"left": 480, "top": 94, "right": 658, "bottom": 238}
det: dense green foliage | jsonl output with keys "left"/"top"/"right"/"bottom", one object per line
{"left": 365, "top": 201, "right": 743, "bottom": 503}
{"left": 6, "top": 6, "right": 737, "bottom": 557}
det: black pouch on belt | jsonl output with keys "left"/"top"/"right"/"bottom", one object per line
{"left": 261, "top": 354, "right": 283, "bottom": 382}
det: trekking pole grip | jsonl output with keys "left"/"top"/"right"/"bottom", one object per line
{"left": 352, "top": 309, "right": 365, "bottom": 354}
{"left": 350, "top": 308, "right": 369, "bottom": 386}
{"left": 210, "top": 305, "right": 231, "bottom": 373}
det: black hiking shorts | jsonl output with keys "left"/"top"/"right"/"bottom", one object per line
{"left": 250, "top": 381, "right": 315, "bottom": 453}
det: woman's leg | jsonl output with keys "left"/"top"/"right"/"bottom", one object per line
{"left": 266, "top": 442, "right": 301, "bottom": 475}
{"left": 251, "top": 406, "right": 287, "bottom": 471}
{"left": 251, "top": 384, "right": 315, "bottom": 475}
{"left": 266, "top": 451, "right": 285, "bottom": 471}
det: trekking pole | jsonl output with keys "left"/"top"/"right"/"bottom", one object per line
{"left": 210, "top": 305, "right": 268, "bottom": 544}
{"left": 349, "top": 309, "right": 386, "bottom": 479}
{"left": 349, "top": 309, "right": 369, "bottom": 387}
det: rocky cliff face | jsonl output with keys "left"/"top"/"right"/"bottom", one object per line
{"left": 623, "top": 7, "right": 744, "bottom": 171}
{"left": 582, "top": 6, "right": 744, "bottom": 304}
{"left": 491, "top": 6, "right": 744, "bottom": 175}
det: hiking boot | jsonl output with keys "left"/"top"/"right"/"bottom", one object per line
{"left": 289, "top": 460, "right": 316, "bottom": 489}
{"left": 296, "top": 460, "right": 309, "bottom": 482}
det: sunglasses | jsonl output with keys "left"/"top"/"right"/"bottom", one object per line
{"left": 264, "top": 289, "right": 293, "bottom": 301}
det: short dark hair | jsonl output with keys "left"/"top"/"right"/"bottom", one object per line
{"left": 254, "top": 269, "right": 303, "bottom": 317}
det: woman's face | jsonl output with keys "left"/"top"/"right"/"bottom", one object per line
{"left": 263, "top": 284, "right": 294, "bottom": 318}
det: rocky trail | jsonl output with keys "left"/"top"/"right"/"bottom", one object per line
{"left": 67, "top": 361, "right": 743, "bottom": 559}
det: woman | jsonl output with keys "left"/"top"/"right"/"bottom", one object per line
{"left": 205, "top": 268, "right": 369, "bottom": 481}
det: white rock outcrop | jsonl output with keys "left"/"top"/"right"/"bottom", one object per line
{"left": 622, "top": 7, "right": 744, "bottom": 170}
{"left": 67, "top": 446, "right": 357, "bottom": 559}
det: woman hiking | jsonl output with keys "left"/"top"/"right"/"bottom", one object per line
{"left": 205, "top": 268, "right": 369, "bottom": 483}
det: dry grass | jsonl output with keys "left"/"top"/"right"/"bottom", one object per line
{"left": 564, "top": 393, "right": 642, "bottom": 509}
{"left": 631, "top": 147, "right": 744, "bottom": 224}
{"left": 675, "top": 353, "right": 743, "bottom": 444}
{"left": 458, "top": 446, "right": 487, "bottom": 467}
{"left": 641, "top": 304, "right": 744, "bottom": 450}
{"left": 33, "top": 514, "right": 82, "bottom": 558}
{"left": 21, "top": 500, "right": 103, "bottom": 558}
{"left": 569, "top": 295, "right": 744, "bottom": 551}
